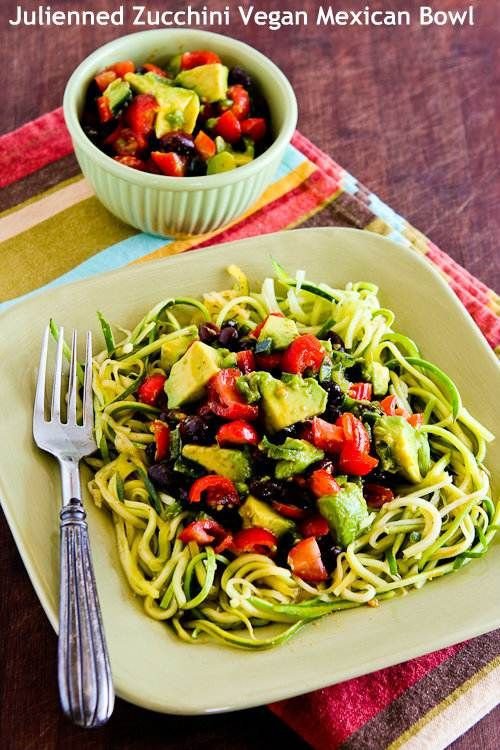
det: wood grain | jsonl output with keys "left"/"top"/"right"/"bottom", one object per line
{"left": 0, "top": 1, "right": 498, "bottom": 748}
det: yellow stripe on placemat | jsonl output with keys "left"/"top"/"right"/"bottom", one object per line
{"left": 132, "top": 159, "right": 317, "bottom": 263}
{"left": 0, "top": 197, "right": 135, "bottom": 301}
{"left": 0, "top": 177, "right": 93, "bottom": 242}
{"left": 388, "top": 656, "right": 500, "bottom": 750}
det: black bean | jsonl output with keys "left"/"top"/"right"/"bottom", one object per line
{"left": 345, "top": 363, "right": 364, "bottom": 381}
{"left": 324, "top": 405, "right": 342, "bottom": 423}
{"left": 158, "top": 131, "right": 195, "bottom": 156}
{"left": 179, "top": 415, "right": 213, "bottom": 445}
{"left": 308, "top": 458, "right": 336, "bottom": 476}
{"left": 276, "top": 530, "right": 302, "bottom": 567}
{"left": 228, "top": 66, "right": 253, "bottom": 89}
{"left": 198, "top": 322, "right": 220, "bottom": 344}
{"left": 238, "top": 336, "right": 257, "bottom": 351}
{"left": 186, "top": 155, "right": 207, "bottom": 177}
{"left": 218, "top": 326, "right": 239, "bottom": 349}
{"left": 248, "top": 478, "right": 284, "bottom": 501}
{"left": 82, "top": 124, "right": 100, "bottom": 143}
{"left": 325, "top": 382, "right": 345, "bottom": 406}
{"left": 248, "top": 477, "right": 314, "bottom": 509}
{"left": 365, "top": 468, "right": 397, "bottom": 487}
{"left": 145, "top": 443, "right": 157, "bottom": 463}
{"left": 148, "top": 462, "right": 175, "bottom": 491}
{"left": 317, "top": 536, "right": 342, "bottom": 571}
{"left": 273, "top": 423, "right": 301, "bottom": 444}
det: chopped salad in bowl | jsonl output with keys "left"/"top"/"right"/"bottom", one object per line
{"left": 81, "top": 50, "right": 271, "bottom": 177}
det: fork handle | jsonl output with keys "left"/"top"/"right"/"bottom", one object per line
{"left": 58, "top": 498, "right": 114, "bottom": 727}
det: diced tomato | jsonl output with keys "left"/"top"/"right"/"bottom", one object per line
{"left": 137, "top": 373, "right": 166, "bottom": 406}
{"left": 349, "top": 382, "right": 373, "bottom": 401}
{"left": 125, "top": 94, "right": 158, "bottom": 147}
{"left": 179, "top": 519, "right": 232, "bottom": 554}
{"left": 217, "top": 420, "right": 259, "bottom": 446}
{"left": 363, "top": 483, "right": 394, "bottom": 508}
{"left": 142, "top": 63, "right": 169, "bottom": 77}
{"left": 231, "top": 527, "right": 278, "bottom": 556}
{"left": 380, "top": 395, "right": 409, "bottom": 418}
{"left": 255, "top": 352, "right": 283, "bottom": 371}
{"left": 306, "top": 417, "right": 344, "bottom": 453}
{"left": 194, "top": 130, "right": 216, "bottom": 160}
{"left": 207, "top": 369, "right": 259, "bottom": 420}
{"left": 236, "top": 349, "right": 256, "bottom": 374}
{"left": 112, "top": 127, "right": 141, "bottom": 156}
{"left": 281, "top": 334, "right": 325, "bottom": 375}
{"left": 251, "top": 313, "right": 284, "bottom": 339}
{"left": 337, "top": 413, "right": 370, "bottom": 454}
{"left": 240, "top": 118, "right": 267, "bottom": 141}
{"left": 226, "top": 85, "right": 250, "bottom": 120}
{"left": 113, "top": 155, "right": 146, "bottom": 170}
{"left": 188, "top": 475, "right": 240, "bottom": 511}
{"left": 151, "top": 420, "right": 170, "bottom": 461}
{"left": 299, "top": 515, "right": 330, "bottom": 538}
{"left": 215, "top": 110, "right": 242, "bottom": 144}
{"left": 180, "top": 50, "right": 221, "bottom": 70}
{"left": 271, "top": 501, "right": 307, "bottom": 520}
{"left": 407, "top": 413, "right": 424, "bottom": 428}
{"left": 288, "top": 537, "right": 328, "bottom": 582}
{"left": 94, "top": 69, "right": 117, "bottom": 92}
{"left": 150, "top": 151, "right": 187, "bottom": 177}
{"left": 309, "top": 468, "right": 341, "bottom": 498}
{"left": 339, "top": 444, "right": 378, "bottom": 476}
{"left": 108, "top": 60, "right": 135, "bottom": 78}
{"left": 96, "top": 96, "right": 113, "bottom": 123}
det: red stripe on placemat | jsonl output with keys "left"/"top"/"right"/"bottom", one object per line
{"left": 426, "top": 242, "right": 500, "bottom": 348}
{"left": 190, "top": 169, "right": 341, "bottom": 251}
{"left": 0, "top": 107, "right": 72, "bottom": 189}
{"left": 270, "top": 642, "right": 465, "bottom": 750}
{"left": 292, "top": 131, "right": 344, "bottom": 181}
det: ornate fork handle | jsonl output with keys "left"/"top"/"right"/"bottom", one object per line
{"left": 58, "top": 498, "right": 114, "bottom": 727}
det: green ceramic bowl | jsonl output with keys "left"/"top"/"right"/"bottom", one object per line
{"left": 63, "top": 30, "right": 297, "bottom": 237}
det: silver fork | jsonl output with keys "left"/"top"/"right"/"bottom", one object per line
{"left": 33, "top": 325, "right": 114, "bottom": 728}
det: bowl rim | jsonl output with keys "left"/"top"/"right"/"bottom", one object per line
{"left": 63, "top": 29, "right": 298, "bottom": 191}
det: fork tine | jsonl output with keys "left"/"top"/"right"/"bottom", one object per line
{"left": 51, "top": 326, "right": 65, "bottom": 421}
{"left": 67, "top": 330, "right": 78, "bottom": 424}
{"left": 83, "top": 331, "right": 94, "bottom": 428}
{"left": 34, "top": 325, "right": 50, "bottom": 425}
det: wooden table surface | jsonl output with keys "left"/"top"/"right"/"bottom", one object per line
{"left": 1, "top": 1, "right": 498, "bottom": 748}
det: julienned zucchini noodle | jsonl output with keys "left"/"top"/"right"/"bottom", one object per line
{"left": 62, "top": 263, "right": 498, "bottom": 649}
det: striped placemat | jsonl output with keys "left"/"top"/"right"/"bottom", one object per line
{"left": 1, "top": 110, "right": 499, "bottom": 749}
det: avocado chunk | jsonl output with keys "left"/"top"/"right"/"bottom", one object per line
{"left": 176, "top": 63, "right": 229, "bottom": 103}
{"left": 237, "top": 372, "right": 327, "bottom": 432}
{"left": 125, "top": 71, "right": 172, "bottom": 98}
{"left": 103, "top": 78, "right": 132, "bottom": 114}
{"left": 160, "top": 328, "right": 199, "bottom": 372}
{"left": 155, "top": 88, "right": 200, "bottom": 136}
{"left": 373, "top": 415, "right": 423, "bottom": 483}
{"left": 259, "top": 436, "right": 324, "bottom": 480}
{"left": 126, "top": 71, "right": 200, "bottom": 135}
{"left": 258, "top": 316, "right": 299, "bottom": 351}
{"left": 166, "top": 341, "right": 220, "bottom": 408}
{"left": 318, "top": 482, "right": 369, "bottom": 547}
{"left": 239, "top": 495, "right": 295, "bottom": 537}
{"left": 367, "top": 362, "right": 390, "bottom": 396}
{"left": 182, "top": 444, "right": 251, "bottom": 482}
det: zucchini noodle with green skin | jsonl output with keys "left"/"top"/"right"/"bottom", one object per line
{"left": 81, "top": 263, "right": 498, "bottom": 650}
